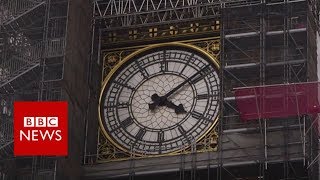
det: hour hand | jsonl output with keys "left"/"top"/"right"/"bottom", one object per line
{"left": 149, "top": 94, "right": 161, "bottom": 111}
{"left": 164, "top": 100, "right": 187, "bottom": 114}
{"left": 148, "top": 93, "right": 186, "bottom": 114}
{"left": 149, "top": 103, "right": 157, "bottom": 111}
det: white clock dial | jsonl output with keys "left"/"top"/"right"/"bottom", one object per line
{"left": 99, "top": 43, "right": 220, "bottom": 155}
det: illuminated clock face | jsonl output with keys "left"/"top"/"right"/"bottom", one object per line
{"left": 99, "top": 44, "right": 220, "bottom": 155}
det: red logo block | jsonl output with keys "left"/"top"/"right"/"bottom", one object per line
{"left": 14, "top": 102, "right": 68, "bottom": 156}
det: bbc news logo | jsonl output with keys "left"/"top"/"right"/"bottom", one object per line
{"left": 14, "top": 102, "right": 68, "bottom": 156}
{"left": 24, "top": 117, "right": 58, "bottom": 127}
{"left": 20, "top": 117, "right": 62, "bottom": 141}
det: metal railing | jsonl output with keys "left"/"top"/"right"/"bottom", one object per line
{"left": 0, "top": 0, "right": 45, "bottom": 25}
{"left": 0, "top": 41, "right": 42, "bottom": 87}
{"left": 46, "top": 38, "right": 65, "bottom": 58}
{"left": 0, "top": 96, "right": 13, "bottom": 155}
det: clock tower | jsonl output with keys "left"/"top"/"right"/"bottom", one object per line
{"left": 96, "top": 15, "right": 221, "bottom": 161}
{"left": 85, "top": 1, "right": 319, "bottom": 180}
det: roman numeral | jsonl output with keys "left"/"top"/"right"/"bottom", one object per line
{"left": 190, "top": 74, "right": 204, "bottom": 84}
{"left": 114, "top": 81, "right": 135, "bottom": 90}
{"left": 196, "top": 94, "right": 218, "bottom": 100}
{"left": 120, "top": 117, "right": 134, "bottom": 128}
{"left": 177, "top": 125, "right": 191, "bottom": 144}
{"left": 178, "top": 125, "right": 186, "bottom": 134}
{"left": 190, "top": 70, "right": 209, "bottom": 84}
{"left": 135, "top": 128, "right": 146, "bottom": 140}
{"left": 191, "top": 111, "right": 203, "bottom": 120}
{"left": 135, "top": 61, "right": 149, "bottom": 78}
{"left": 105, "top": 102, "right": 129, "bottom": 109}
{"left": 190, "top": 65, "right": 212, "bottom": 84}
{"left": 160, "top": 50, "right": 168, "bottom": 72}
{"left": 197, "top": 94, "right": 209, "bottom": 100}
{"left": 157, "top": 131, "right": 164, "bottom": 142}
{"left": 179, "top": 54, "right": 194, "bottom": 75}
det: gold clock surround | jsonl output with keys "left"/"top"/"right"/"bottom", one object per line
{"left": 98, "top": 42, "right": 220, "bottom": 161}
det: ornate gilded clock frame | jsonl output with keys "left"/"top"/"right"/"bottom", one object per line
{"left": 98, "top": 41, "right": 220, "bottom": 162}
{"left": 101, "top": 37, "right": 221, "bottom": 82}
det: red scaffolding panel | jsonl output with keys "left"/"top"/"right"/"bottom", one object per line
{"left": 235, "top": 82, "right": 320, "bottom": 121}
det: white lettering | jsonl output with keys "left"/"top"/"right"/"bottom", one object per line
{"left": 23, "top": 116, "right": 59, "bottom": 127}
{"left": 31, "top": 130, "right": 39, "bottom": 141}
{"left": 19, "top": 130, "right": 30, "bottom": 141}
{"left": 47, "top": 117, "right": 58, "bottom": 127}
{"left": 36, "top": 117, "right": 46, "bottom": 127}
{"left": 24, "top": 117, "right": 34, "bottom": 127}
{"left": 55, "top": 130, "right": 62, "bottom": 141}
{"left": 39, "top": 130, "right": 55, "bottom": 141}
{"left": 20, "top": 116, "right": 63, "bottom": 142}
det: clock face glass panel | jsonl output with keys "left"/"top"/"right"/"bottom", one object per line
{"left": 99, "top": 44, "right": 219, "bottom": 155}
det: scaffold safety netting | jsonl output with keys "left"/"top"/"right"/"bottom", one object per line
{"left": 235, "top": 82, "right": 320, "bottom": 121}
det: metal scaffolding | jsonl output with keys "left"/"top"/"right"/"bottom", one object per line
{"left": 0, "top": 0, "right": 68, "bottom": 179}
{"left": 84, "top": 0, "right": 320, "bottom": 180}
{"left": 220, "top": 0, "right": 319, "bottom": 179}
{"left": 0, "top": 0, "right": 318, "bottom": 179}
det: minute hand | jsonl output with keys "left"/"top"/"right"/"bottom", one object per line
{"left": 164, "top": 64, "right": 210, "bottom": 98}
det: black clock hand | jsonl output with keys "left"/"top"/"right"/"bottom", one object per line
{"left": 164, "top": 64, "right": 210, "bottom": 99}
{"left": 149, "top": 93, "right": 169, "bottom": 110}
{"left": 149, "top": 93, "right": 186, "bottom": 114}
{"left": 149, "top": 64, "right": 210, "bottom": 112}
{"left": 164, "top": 100, "right": 187, "bottom": 114}
{"left": 149, "top": 94, "right": 161, "bottom": 110}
